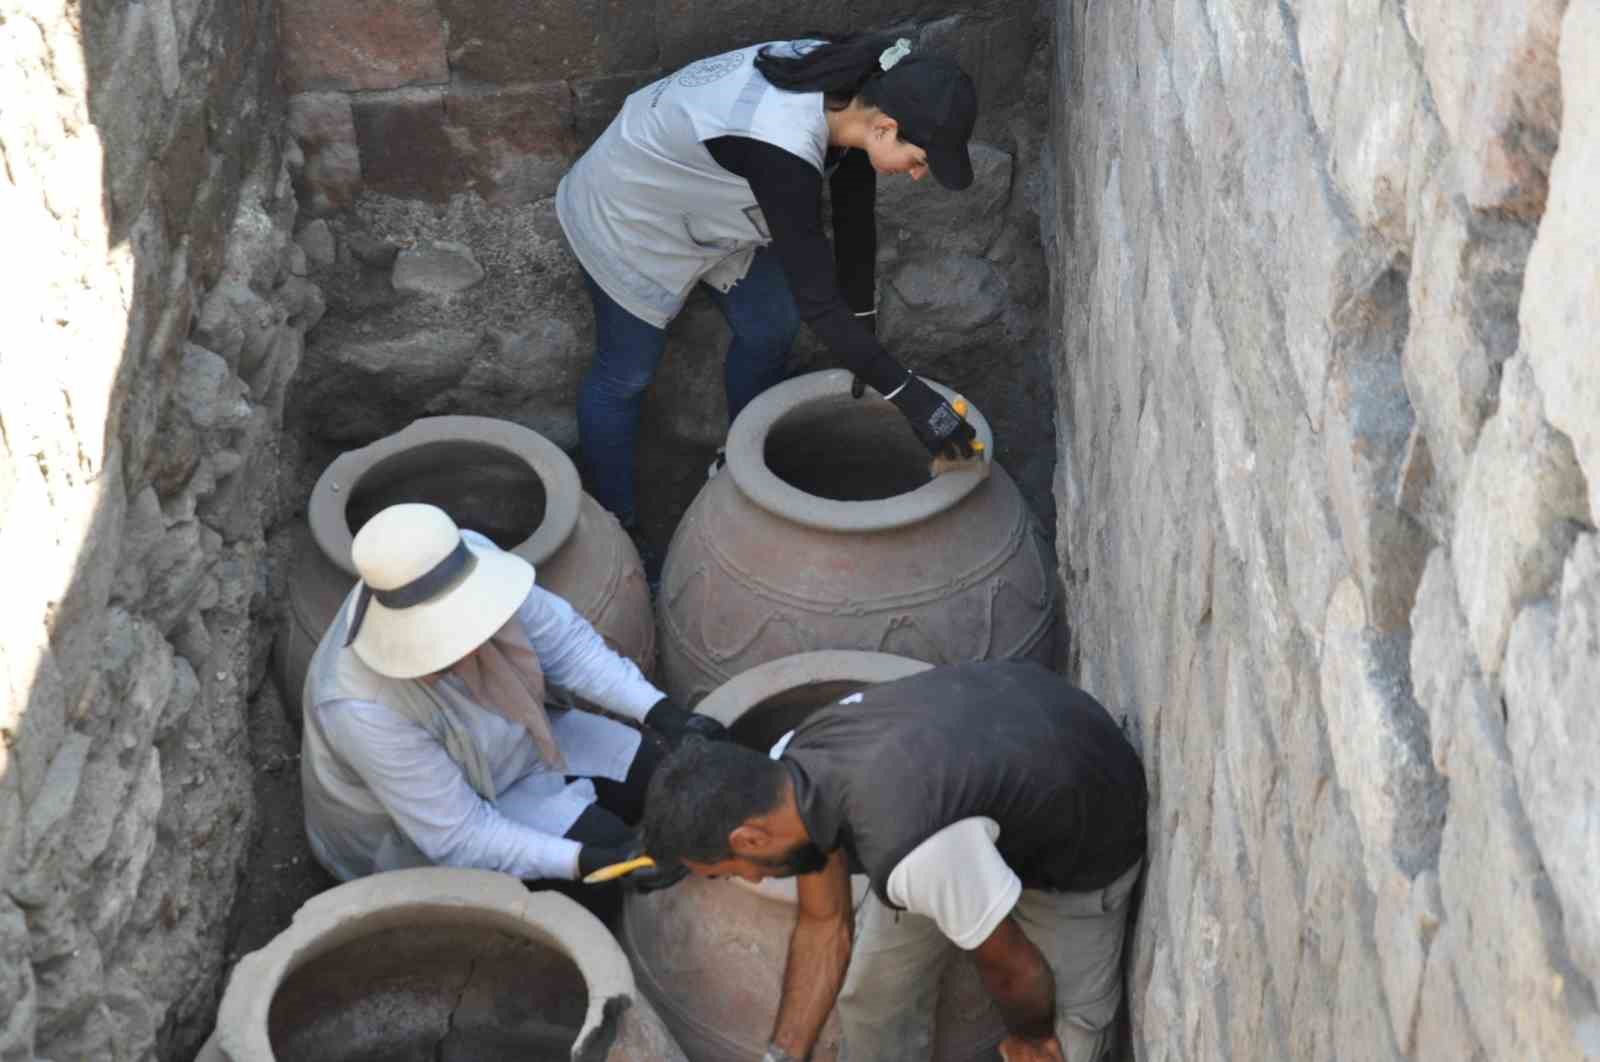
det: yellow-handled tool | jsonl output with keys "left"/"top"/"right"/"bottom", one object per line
{"left": 582, "top": 855, "right": 657, "bottom": 884}
{"left": 951, "top": 399, "right": 985, "bottom": 455}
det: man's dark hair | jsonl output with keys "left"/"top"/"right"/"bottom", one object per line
{"left": 642, "top": 738, "right": 788, "bottom": 867}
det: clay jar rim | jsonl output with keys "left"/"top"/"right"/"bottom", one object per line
{"left": 308, "top": 415, "right": 582, "bottom": 578}
{"left": 215, "top": 867, "right": 636, "bottom": 1061}
{"left": 691, "top": 650, "right": 932, "bottom": 906}
{"left": 726, "top": 370, "right": 995, "bottom": 533}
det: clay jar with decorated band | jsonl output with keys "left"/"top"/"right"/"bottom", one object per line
{"left": 656, "top": 370, "right": 1056, "bottom": 706}
{"left": 274, "top": 415, "right": 655, "bottom": 721}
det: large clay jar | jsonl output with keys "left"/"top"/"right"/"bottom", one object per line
{"left": 275, "top": 415, "right": 655, "bottom": 719}
{"left": 197, "top": 867, "right": 686, "bottom": 1061}
{"left": 657, "top": 370, "right": 1055, "bottom": 706}
{"left": 622, "top": 651, "right": 1006, "bottom": 1061}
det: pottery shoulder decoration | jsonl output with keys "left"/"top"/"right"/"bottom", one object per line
{"left": 657, "top": 371, "right": 1055, "bottom": 706}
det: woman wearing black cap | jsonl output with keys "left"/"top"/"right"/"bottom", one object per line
{"left": 557, "top": 31, "right": 981, "bottom": 546}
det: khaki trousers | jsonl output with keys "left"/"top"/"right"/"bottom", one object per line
{"left": 836, "top": 861, "right": 1142, "bottom": 1062}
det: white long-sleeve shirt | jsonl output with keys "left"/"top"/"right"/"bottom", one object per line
{"left": 302, "top": 549, "right": 663, "bottom": 883}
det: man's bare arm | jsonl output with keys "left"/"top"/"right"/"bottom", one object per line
{"left": 972, "top": 914, "right": 1057, "bottom": 1041}
{"left": 768, "top": 850, "right": 853, "bottom": 1059}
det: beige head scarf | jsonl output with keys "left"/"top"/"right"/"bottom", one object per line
{"left": 420, "top": 617, "right": 565, "bottom": 777}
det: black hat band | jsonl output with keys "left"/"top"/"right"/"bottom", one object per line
{"left": 343, "top": 538, "right": 477, "bottom": 647}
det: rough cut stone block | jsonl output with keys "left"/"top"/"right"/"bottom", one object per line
{"left": 440, "top": 0, "right": 656, "bottom": 83}
{"left": 0, "top": 897, "right": 34, "bottom": 1058}
{"left": 1522, "top": 0, "right": 1600, "bottom": 528}
{"left": 392, "top": 238, "right": 486, "bottom": 295}
{"left": 1408, "top": 547, "right": 1477, "bottom": 776}
{"left": 885, "top": 255, "right": 1007, "bottom": 334}
{"left": 1503, "top": 533, "right": 1600, "bottom": 987}
{"left": 1403, "top": 172, "right": 1536, "bottom": 510}
{"left": 445, "top": 81, "right": 578, "bottom": 206}
{"left": 296, "top": 219, "right": 337, "bottom": 269}
{"left": 1324, "top": 261, "right": 1429, "bottom": 633}
{"left": 877, "top": 142, "right": 1012, "bottom": 260}
{"left": 1334, "top": 910, "right": 1405, "bottom": 1062}
{"left": 1451, "top": 357, "right": 1588, "bottom": 680}
{"left": 1432, "top": 660, "right": 1593, "bottom": 1060}
{"left": 1320, "top": 579, "right": 1445, "bottom": 886}
{"left": 1297, "top": 0, "right": 1427, "bottom": 241}
{"left": 1414, "top": 947, "right": 1486, "bottom": 1062}
{"left": 278, "top": 0, "right": 447, "bottom": 92}
{"left": 297, "top": 328, "right": 484, "bottom": 442}
{"left": 1373, "top": 866, "right": 1443, "bottom": 1054}
{"left": 287, "top": 93, "right": 362, "bottom": 216}
{"left": 574, "top": 72, "right": 657, "bottom": 146}
{"left": 1408, "top": 0, "right": 1565, "bottom": 216}
{"left": 351, "top": 89, "right": 464, "bottom": 202}
{"left": 1284, "top": 419, "right": 1343, "bottom": 638}
{"left": 440, "top": 316, "right": 585, "bottom": 448}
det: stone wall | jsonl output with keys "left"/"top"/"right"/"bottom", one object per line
{"left": 274, "top": 0, "right": 1061, "bottom": 521}
{"left": 1049, "top": 0, "right": 1600, "bottom": 1058}
{"left": 0, "top": 0, "right": 317, "bottom": 1057}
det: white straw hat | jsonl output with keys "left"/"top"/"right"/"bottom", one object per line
{"left": 343, "top": 503, "right": 535, "bottom": 679}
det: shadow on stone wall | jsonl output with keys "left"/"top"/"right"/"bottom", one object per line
{"left": 0, "top": 0, "right": 330, "bottom": 1057}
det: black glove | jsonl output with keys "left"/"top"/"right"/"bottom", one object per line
{"left": 576, "top": 836, "right": 688, "bottom": 893}
{"left": 889, "top": 375, "right": 978, "bottom": 460}
{"left": 644, "top": 697, "right": 730, "bottom": 747}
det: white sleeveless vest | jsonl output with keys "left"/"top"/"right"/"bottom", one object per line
{"left": 557, "top": 41, "right": 828, "bottom": 328}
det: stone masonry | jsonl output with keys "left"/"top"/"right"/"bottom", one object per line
{"left": 0, "top": 0, "right": 318, "bottom": 1057}
{"left": 1050, "top": 0, "right": 1600, "bottom": 1058}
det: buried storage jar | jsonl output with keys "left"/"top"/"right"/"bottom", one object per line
{"left": 622, "top": 650, "right": 1008, "bottom": 1062}
{"left": 198, "top": 867, "right": 686, "bottom": 1061}
{"left": 274, "top": 415, "right": 656, "bottom": 720}
{"left": 657, "top": 371, "right": 1056, "bottom": 706}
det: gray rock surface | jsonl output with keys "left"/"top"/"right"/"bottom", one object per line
{"left": 1055, "top": 0, "right": 1600, "bottom": 1057}
{"left": 391, "top": 238, "right": 486, "bottom": 295}
{"left": 1504, "top": 533, "right": 1600, "bottom": 987}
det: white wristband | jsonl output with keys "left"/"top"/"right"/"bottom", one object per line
{"left": 881, "top": 372, "right": 913, "bottom": 401}
{"left": 852, "top": 309, "right": 877, "bottom": 317}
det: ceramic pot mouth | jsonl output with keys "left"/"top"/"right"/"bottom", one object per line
{"left": 216, "top": 869, "right": 633, "bottom": 1061}
{"left": 690, "top": 651, "right": 931, "bottom": 905}
{"left": 309, "top": 416, "right": 582, "bottom": 578}
{"left": 726, "top": 371, "right": 994, "bottom": 533}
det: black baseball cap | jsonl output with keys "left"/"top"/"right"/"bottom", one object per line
{"left": 874, "top": 54, "right": 978, "bottom": 190}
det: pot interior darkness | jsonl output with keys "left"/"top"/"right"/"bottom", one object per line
{"left": 345, "top": 441, "right": 548, "bottom": 549}
{"left": 729, "top": 680, "right": 873, "bottom": 751}
{"left": 763, "top": 396, "right": 931, "bottom": 501}
{"left": 267, "top": 922, "right": 587, "bottom": 1062}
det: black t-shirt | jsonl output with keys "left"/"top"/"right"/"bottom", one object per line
{"left": 784, "top": 661, "right": 1149, "bottom": 905}
{"left": 704, "top": 135, "right": 908, "bottom": 396}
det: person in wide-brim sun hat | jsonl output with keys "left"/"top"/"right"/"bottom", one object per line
{"left": 342, "top": 502, "right": 536, "bottom": 679}
{"left": 298, "top": 502, "right": 728, "bottom": 892}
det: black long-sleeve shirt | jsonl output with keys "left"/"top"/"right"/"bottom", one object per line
{"left": 704, "top": 136, "right": 908, "bottom": 396}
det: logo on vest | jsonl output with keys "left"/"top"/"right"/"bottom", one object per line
{"left": 676, "top": 51, "right": 746, "bottom": 88}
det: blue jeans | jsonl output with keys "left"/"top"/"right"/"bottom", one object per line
{"left": 576, "top": 247, "right": 801, "bottom": 525}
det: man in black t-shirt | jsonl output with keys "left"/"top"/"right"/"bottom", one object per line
{"left": 642, "top": 661, "right": 1148, "bottom": 1062}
